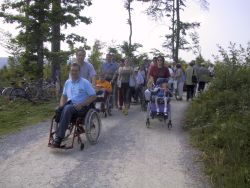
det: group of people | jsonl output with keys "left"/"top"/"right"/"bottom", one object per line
{"left": 51, "top": 48, "right": 213, "bottom": 148}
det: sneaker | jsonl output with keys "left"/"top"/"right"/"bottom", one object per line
{"left": 51, "top": 137, "right": 62, "bottom": 148}
{"left": 124, "top": 108, "right": 128, "bottom": 116}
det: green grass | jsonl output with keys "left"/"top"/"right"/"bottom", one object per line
{"left": 0, "top": 96, "right": 57, "bottom": 136}
{"left": 184, "top": 90, "right": 250, "bottom": 188}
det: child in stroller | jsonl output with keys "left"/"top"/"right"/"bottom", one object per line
{"left": 95, "top": 74, "right": 112, "bottom": 116}
{"left": 151, "top": 78, "right": 172, "bottom": 116}
{"left": 145, "top": 78, "right": 173, "bottom": 128}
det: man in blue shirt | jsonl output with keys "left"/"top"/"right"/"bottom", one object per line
{"left": 100, "top": 53, "right": 118, "bottom": 107}
{"left": 52, "top": 63, "right": 97, "bottom": 148}
{"left": 100, "top": 53, "right": 118, "bottom": 82}
{"left": 76, "top": 48, "right": 96, "bottom": 83}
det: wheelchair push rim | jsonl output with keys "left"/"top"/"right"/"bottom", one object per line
{"left": 85, "top": 109, "right": 101, "bottom": 145}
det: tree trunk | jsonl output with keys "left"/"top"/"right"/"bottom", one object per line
{"left": 174, "top": 0, "right": 180, "bottom": 64}
{"left": 128, "top": 0, "right": 132, "bottom": 58}
{"left": 51, "top": 0, "right": 61, "bottom": 95}
{"left": 37, "top": 39, "right": 44, "bottom": 90}
{"left": 171, "top": 0, "right": 175, "bottom": 62}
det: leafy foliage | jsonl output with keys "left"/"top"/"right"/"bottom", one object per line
{"left": 185, "top": 43, "right": 250, "bottom": 188}
{"left": 0, "top": 0, "right": 92, "bottom": 83}
{"left": 88, "top": 40, "right": 104, "bottom": 73}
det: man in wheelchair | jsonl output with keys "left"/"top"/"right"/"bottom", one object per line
{"left": 51, "top": 63, "right": 97, "bottom": 148}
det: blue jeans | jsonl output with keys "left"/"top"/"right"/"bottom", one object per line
{"left": 56, "top": 102, "right": 87, "bottom": 139}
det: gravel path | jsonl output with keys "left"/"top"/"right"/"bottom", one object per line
{"left": 0, "top": 101, "right": 210, "bottom": 188}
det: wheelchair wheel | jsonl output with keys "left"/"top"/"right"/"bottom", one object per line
{"left": 85, "top": 109, "right": 101, "bottom": 145}
{"left": 106, "top": 95, "right": 112, "bottom": 116}
{"left": 48, "top": 117, "right": 59, "bottom": 145}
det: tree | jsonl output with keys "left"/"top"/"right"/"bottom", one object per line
{"left": 49, "top": 0, "right": 92, "bottom": 92}
{"left": 88, "top": 40, "right": 104, "bottom": 73}
{"left": 139, "top": 0, "right": 208, "bottom": 63}
{"left": 0, "top": 29, "right": 24, "bottom": 58}
{"left": 107, "top": 46, "right": 123, "bottom": 62}
{"left": 0, "top": 0, "right": 92, "bottom": 93}
{"left": 119, "top": 41, "right": 142, "bottom": 59}
{"left": 0, "top": 0, "right": 50, "bottom": 83}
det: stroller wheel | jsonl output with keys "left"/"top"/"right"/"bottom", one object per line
{"left": 146, "top": 118, "right": 150, "bottom": 128}
{"left": 80, "top": 143, "right": 85, "bottom": 151}
{"left": 167, "top": 121, "right": 172, "bottom": 129}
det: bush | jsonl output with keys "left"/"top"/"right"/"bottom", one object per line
{"left": 185, "top": 43, "right": 250, "bottom": 188}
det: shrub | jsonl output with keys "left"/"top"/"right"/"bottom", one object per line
{"left": 185, "top": 43, "right": 250, "bottom": 188}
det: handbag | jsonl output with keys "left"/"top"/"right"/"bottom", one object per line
{"left": 192, "top": 69, "right": 198, "bottom": 83}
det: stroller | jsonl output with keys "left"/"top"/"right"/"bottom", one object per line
{"left": 95, "top": 89, "right": 112, "bottom": 117}
{"left": 145, "top": 78, "right": 173, "bottom": 129}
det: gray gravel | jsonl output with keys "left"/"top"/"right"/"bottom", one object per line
{"left": 0, "top": 101, "right": 210, "bottom": 188}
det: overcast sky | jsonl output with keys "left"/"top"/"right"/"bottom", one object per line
{"left": 0, "top": 0, "right": 249, "bottom": 62}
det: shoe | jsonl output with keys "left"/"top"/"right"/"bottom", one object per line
{"left": 164, "top": 112, "right": 168, "bottom": 116}
{"left": 51, "top": 137, "right": 62, "bottom": 148}
{"left": 156, "top": 112, "right": 160, "bottom": 116}
{"left": 124, "top": 108, "right": 128, "bottom": 116}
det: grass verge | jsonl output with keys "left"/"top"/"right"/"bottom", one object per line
{"left": 0, "top": 96, "right": 57, "bottom": 136}
{"left": 184, "top": 89, "right": 250, "bottom": 188}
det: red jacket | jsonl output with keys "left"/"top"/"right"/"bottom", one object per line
{"left": 149, "top": 65, "right": 170, "bottom": 83}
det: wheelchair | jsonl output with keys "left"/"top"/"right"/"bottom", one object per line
{"left": 48, "top": 103, "right": 101, "bottom": 151}
{"left": 145, "top": 78, "right": 173, "bottom": 129}
{"left": 95, "top": 90, "right": 112, "bottom": 117}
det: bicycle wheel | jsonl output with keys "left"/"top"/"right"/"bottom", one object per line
{"left": 25, "top": 86, "right": 38, "bottom": 99}
{"left": 9, "top": 88, "right": 26, "bottom": 101}
{"left": 2, "top": 87, "right": 13, "bottom": 96}
{"left": 45, "top": 84, "right": 56, "bottom": 99}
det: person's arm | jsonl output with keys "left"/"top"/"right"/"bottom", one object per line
{"left": 166, "top": 67, "right": 170, "bottom": 78}
{"left": 74, "top": 80, "right": 97, "bottom": 110}
{"left": 59, "top": 95, "right": 67, "bottom": 107}
{"left": 147, "top": 76, "right": 154, "bottom": 88}
{"left": 89, "top": 63, "right": 97, "bottom": 84}
{"left": 106, "top": 82, "right": 112, "bottom": 93}
{"left": 117, "top": 67, "right": 122, "bottom": 81}
{"left": 147, "top": 66, "right": 154, "bottom": 87}
{"left": 79, "top": 95, "right": 97, "bottom": 107}
{"left": 111, "top": 70, "right": 118, "bottom": 83}
{"left": 91, "top": 76, "right": 96, "bottom": 85}
{"left": 60, "top": 81, "right": 68, "bottom": 106}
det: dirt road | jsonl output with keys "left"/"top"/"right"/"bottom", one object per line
{"left": 0, "top": 101, "right": 209, "bottom": 188}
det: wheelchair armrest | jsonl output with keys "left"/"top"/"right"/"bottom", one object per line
{"left": 55, "top": 106, "right": 63, "bottom": 113}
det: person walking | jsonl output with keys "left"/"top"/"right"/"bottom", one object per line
{"left": 174, "top": 63, "right": 185, "bottom": 101}
{"left": 112, "top": 59, "right": 125, "bottom": 109}
{"left": 75, "top": 48, "right": 96, "bottom": 84}
{"left": 101, "top": 53, "right": 118, "bottom": 107}
{"left": 100, "top": 53, "right": 118, "bottom": 82}
{"left": 117, "top": 58, "right": 134, "bottom": 115}
{"left": 185, "top": 61, "right": 197, "bottom": 101}
{"left": 197, "top": 63, "right": 210, "bottom": 93}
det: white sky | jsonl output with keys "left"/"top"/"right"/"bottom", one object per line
{"left": 0, "top": 0, "right": 250, "bottom": 62}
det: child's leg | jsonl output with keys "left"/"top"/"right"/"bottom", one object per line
{"left": 155, "top": 96, "right": 160, "bottom": 113}
{"left": 164, "top": 97, "right": 168, "bottom": 114}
